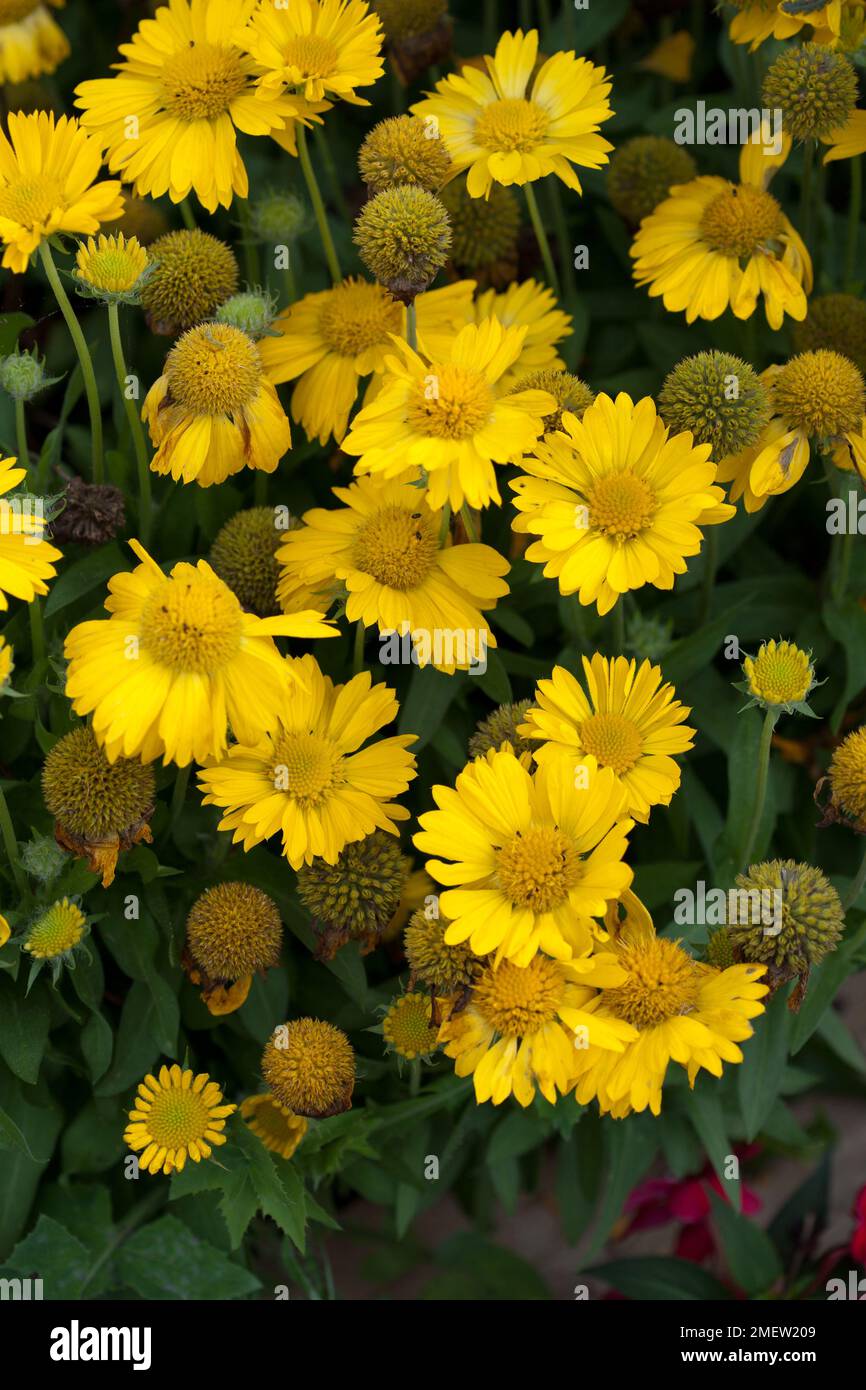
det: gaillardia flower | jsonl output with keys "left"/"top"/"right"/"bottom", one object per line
{"left": 296, "top": 829, "right": 412, "bottom": 956}
{"left": 828, "top": 727, "right": 866, "bottom": 828}
{"left": 143, "top": 322, "right": 292, "bottom": 487}
{"left": 0, "top": 110, "right": 122, "bottom": 272}
{"left": 439, "top": 177, "right": 520, "bottom": 288}
{"left": 209, "top": 506, "right": 283, "bottom": 617}
{"left": 439, "top": 953, "right": 637, "bottom": 1107}
{"left": 467, "top": 699, "right": 534, "bottom": 761}
{"left": 741, "top": 639, "right": 817, "bottom": 714}
{"left": 184, "top": 882, "right": 283, "bottom": 1015}
{"left": 0, "top": 634, "right": 13, "bottom": 692}
{"left": 140, "top": 229, "right": 239, "bottom": 335}
{"left": 727, "top": 859, "right": 844, "bottom": 1000}
{"left": 0, "top": 0, "right": 68, "bottom": 85}
{"left": 729, "top": 0, "right": 842, "bottom": 51}
{"left": 414, "top": 747, "right": 634, "bottom": 967}
{"left": 411, "top": 28, "right": 613, "bottom": 198}
{"left": 470, "top": 278, "right": 571, "bottom": 387}
{"left": 521, "top": 656, "right": 695, "bottom": 823}
{"left": 73, "top": 231, "right": 150, "bottom": 304}
{"left": 258, "top": 277, "right": 474, "bottom": 445}
{"left": 570, "top": 912, "right": 769, "bottom": 1117}
{"left": 658, "top": 351, "right": 771, "bottom": 463}
{"left": 243, "top": 0, "right": 384, "bottom": 115}
{"left": 511, "top": 369, "right": 594, "bottom": 434}
{"left": 261, "top": 1018, "right": 355, "bottom": 1119}
{"left": 216, "top": 288, "right": 278, "bottom": 339}
{"left": 198, "top": 654, "right": 417, "bottom": 868}
{"left": 631, "top": 136, "right": 811, "bottom": 328}
{"left": 510, "top": 393, "right": 734, "bottom": 616}
{"left": 0, "top": 455, "right": 62, "bottom": 610}
{"left": 124, "top": 1064, "right": 236, "bottom": 1175}
{"left": 354, "top": 184, "right": 451, "bottom": 301}
{"left": 404, "top": 908, "right": 477, "bottom": 992}
{"left": 276, "top": 475, "right": 509, "bottom": 672}
{"left": 606, "top": 135, "right": 697, "bottom": 226}
{"left": 22, "top": 897, "right": 88, "bottom": 979}
{"left": 344, "top": 318, "right": 556, "bottom": 511}
{"left": 359, "top": 113, "right": 452, "bottom": 192}
{"left": 74, "top": 0, "right": 302, "bottom": 212}
{"left": 42, "top": 726, "right": 155, "bottom": 886}
{"left": 240, "top": 1094, "right": 307, "bottom": 1160}
{"left": 64, "top": 540, "right": 336, "bottom": 767}
{"left": 793, "top": 294, "right": 866, "bottom": 375}
{"left": 762, "top": 42, "right": 857, "bottom": 143}
{"left": 382, "top": 991, "right": 440, "bottom": 1060}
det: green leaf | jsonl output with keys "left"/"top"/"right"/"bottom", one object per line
{"left": 822, "top": 597, "right": 866, "bottom": 729}
{"left": 738, "top": 990, "right": 791, "bottom": 1141}
{"left": 397, "top": 666, "right": 465, "bottom": 749}
{"left": 116, "top": 1214, "right": 261, "bottom": 1300}
{"left": 6, "top": 1215, "right": 91, "bottom": 1300}
{"left": 475, "top": 648, "right": 512, "bottom": 704}
{"left": 43, "top": 542, "right": 128, "bottom": 619}
{"left": 688, "top": 1080, "right": 734, "bottom": 1192}
{"left": 422, "top": 1232, "right": 551, "bottom": 1300}
{"left": 708, "top": 1189, "right": 783, "bottom": 1296}
{"left": 790, "top": 920, "right": 866, "bottom": 1055}
{"left": 588, "top": 1256, "right": 732, "bottom": 1301}
{"left": 0, "top": 974, "right": 50, "bottom": 1084}
{"left": 585, "top": 1113, "right": 657, "bottom": 1257}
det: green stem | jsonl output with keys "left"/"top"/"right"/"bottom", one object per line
{"left": 406, "top": 300, "right": 418, "bottom": 352}
{"left": 833, "top": 526, "right": 853, "bottom": 602}
{"left": 846, "top": 156, "right": 862, "bottom": 288}
{"left": 609, "top": 599, "right": 625, "bottom": 654}
{"left": 180, "top": 198, "right": 197, "bottom": 231}
{"left": 39, "top": 241, "right": 103, "bottom": 484}
{"left": 524, "top": 183, "right": 562, "bottom": 300}
{"left": 29, "top": 597, "right": 45, "bottom": 668}
{"left": 800, "top": 142, "right": 815, "bottom": 254}
{"left": 313, "top": 124, "right": 350, "bottom": 223}
{"left": 548, "top": 180, "right": 577, "bottom": 313}
{"left": 169, "top": 764, "right": 191, "bottom": 833}
{"left": 409, "top": 1058, "right": 421, "bottom": 1097}
{"left": 459, "top": 503, "right": 478, "bottom": 543}
{"left": 353, "top": 620, "right": 366, "bottom": 675}
{"left": 698, "top": 528, "right": 718, "bottom": 626}
{"left": 254, "top": 471, "right": 267, "bottom": 505}
{"left": 14, "top": 397, "right": 29, "bottom": 477}
{"left": 238, "top": 198, "right": 262, "bottom": 289}
{"left": 107, "top": 302, "right": 152, "bottom": 546}
{"left": 739, "top": 709, "right": 779, "bottom": 873}
{"left": 297, "top": 124, "right": 342, "bottom": 286}
{"left": 0, "top": 784, "right": 26, "bottom": 895}
{"left": 842, "top": 840, "right": 866, "bottom": 913}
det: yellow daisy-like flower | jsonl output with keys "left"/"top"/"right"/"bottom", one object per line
{"left": 0, "top": 455, "right": 62, "bottom": 611}
{"left": 521, "top": 655, "right": 695, "bottom": 824}
{"left": 240, "top": 1093, "right": 308, "bottom": 1160}
{"left": 729, "top": 0, "right": 842, "bottom": 50}
{"left": 717, "top": 351, "right": 866, "bottom": 511}
{"left": 124, "top": 1064, "right": 236, "bottom": 1176}
{"left": 439, "top": 952, "right": 637, "bottom": 1107}
{"left": 142, "top": 322, "right": 292, "bottom": 488}
{"left": 74, "top": 0, "right": 304, "bottom": 213}
{"left": 0, "top": 0, "right": 68, "bottom": 84}
{"left": 743, "top": 638, "right": 815, "bottom": 708}
{"left": 0, "top": 634, "right": 13, "bottom": 690}
{"left": 414, "top": 747, "right": 634, "bottom": 968}
{"left": 382, "top": 991, "right": 440, "bottom": 1060}
{"left": 411, "top": 28, "right": 613, "bottom": 198}
{"left": 0, "top": 110, "right": 123, "bottom": 274}
{"left": 74, "top": 231, "right": 149, "bottom": 296}
{"left": 64, "top": 540, "right": 336, "bottom": 767}
{"left": 823, "top": 108, "right": 866, "bottom": 164}
{"left": 344, "top": 318, "right": 556, "bottom": 511}
{"left": 510, "top": 393, "right": 735, "bottom": 617}
{"left": 631, "top": 136, "right": 812, "bottom": 329}
{"left": 276, "top": 475, "right": 509, "bottom": 673}
{"left": 467, "top": 279, "right": 571, "bottom": 389}
{"left": 23, "top": 897, "right": 86, "bottom": 960}
{"left": 198, "top": 653, "right": 417, "bottom": 868}
{"left": 570, "top": 914, "right": 769, "bottom": 1117}
{"left": 258, "top": 278, "right": 475, "bottom": 446}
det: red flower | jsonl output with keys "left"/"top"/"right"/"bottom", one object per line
{"left": 624, "top": 1148, "right": 762, "bottom": 1263}
{"left": 851, "top": 1185, "right": 866, "bottom": 1266}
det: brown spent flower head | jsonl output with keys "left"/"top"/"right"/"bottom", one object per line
{"left": 261, "top": 1019, "right": 355, "bottom": 1119}
{"left": 51, "top": 478, "right": 125, "bottom": 546}
{"left": 404, "top": 908, "right": 476, "bottom": 991}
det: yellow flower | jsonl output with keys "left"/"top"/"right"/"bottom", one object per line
{"left": 0, "top": 455, "right": 62, "bottom": 610}
{"left": 23, "top": 897, "right": 86, "bottom": 961}
{"left": 142, "top": 323, "right": 292, "bottom": 488}
{"left": 0, "top": 0, "right": 68, "bottom": 84}
{"left": 521, "top": 656, "right": 695, "bottom": 823}
{"left": 74, "top": 0, "right": 304, "bottom": 213}
{"left": 344, "top": 317, "right": 556, "bottom": 511}
{"left": 571, "top": 914, "right": 768, "bottom": 1117}
{"left": 258, "top": 277, "right": 474, "bottom": 445}
{"left": 261, "top": 1018, "right": 355, "bottom": 1118}
{"left": 638, "top": 31, "right": 695, "bottom": 84}
{"left": 382, "top": 991, "right": 440, "bottom": 1060}
{"left": 468, "top": 279, "right": 571, "bottom": 388}
{"left": 124, "top": 1064, "right": 236, "bottom": 1175}
{"left": 198, "top": 653, "right": 417, "bottom": 868}
{"left": 0, "top": 111, "right": 123, "bottom": 274}
{"left": 439, "top": 953, "right": 637, "bottom": 1106}
{"left": 631, "top": 136, "right": 812, "bottom": 329}
{"left": 828, "top": 726, "right": 866, "bottom": 824}
{"left": 743, "top": 639, "right": 815, "bottom": 709}
{"left": 74, "top": 231, "right": 149, "bottom": 298}
{"left": 0, "top": 634, "right": 13, "bottom": 690}
{"left": 823, "top": 108, "right": 866, "bottom": 163}
{"left": 411, "top": 28, "right": 613, "bottom": 198}
{"left": 510, "top": 393, "right": 734, "bottom": 617}
{"left": 729, "top": 0, "right": 842, "bottom": 50}
{"left": 276, "top": 475, "right": 509, "bottom": 673}
{"left": 240, "top": 1094, "right": 308, "bottom": 1160}
{"left": 64, "top": 540, "right": 336, "bottom": 767}
{"left": 414, "top": 747, "right": 634, "bottom": 968}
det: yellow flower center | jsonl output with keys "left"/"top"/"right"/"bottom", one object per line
{"left": 473, "top": 956, "right": 563, "bottom": 1037}
{"left": 262, "top": 1019, "right": 355, "bottom": 1117}
{"left": 406, "top": 363, "right": 494, "bottom": 439}
{"left": 317, "top": 279, "right": 402, "bottom": 357}
{"left": 0, "top": 174, "right": 64, "bottom": 228}
{"left": 352, "top": 504, "right": 438, "bottom": 589}
{"left": 605, "top": 936, "right": 701, "bottom": 1028}
{"left": 579, "top": 712, "right": 643, "bottom": 775}
{"left": 830, "top": 728, "right": 866, "bottom": 822}
{"left": 160, "top": 42, "right": 248, "bottom": 121}
{"left": 772, "top": 350, "right": 865, "bottom": 437}
{"left": 383, "top": 993, "right": 439, "bottom": 1058}
{"left": 700, "top": 185, "right": 784, "bottom": 259}
{"left": 25, "top": 899, "right": 86, "bottom": 960}
{"left": 496, "top": 826, "right": 580, "bottom": 913}
{"left": 270, "top": 731, "right": 345, "bottom": 806}
{"left": 586, "top": 471, "right": 657, "bottom": 541}
{"left": 282, "top": 33, "right": 339, "bottom": 78}
{"left": 744, "top": 640, "right": 812, "bottom": 705}
{"left": 77, "top": 235, "right": 148, "bottom": 294}
{"left": 474, "top": 97, "right": 549, "bottom": 153}
{"left": 166, "top": 323, "right": 261, "bottom": 415}
{"left": 139, "top": 569, "right": 244, "bottom": 674}
{"left": 145, "top": 1086, "right": 212, "bottom": 1150}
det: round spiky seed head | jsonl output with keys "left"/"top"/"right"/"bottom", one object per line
{"left": 382, "top": 992, "right": 440, "bottom": 1059}
{"left": 261, "top": 1018, "right": 355, "bottom": 1118}
{"left": 215, "top": 288, "right": 278, "bottom": 340}
{"left": 606, "top": 135, "right": 697, "bottom": 225}
{"left": 359, "top": 115, "right": 452, "bottom": 193}
{"left": 659, "top": 351, "right": 771, "bottom": 459}
{"left": 728, "top": 860, "right": 844, "bottom": 971}
{"left": 354, "top": 185, "right": 451, "bottom": 302}
{"left": 705, "top": 926, "right": 735, "bottom": 969}
{"left": 0, "top": 349, "right": 46, "bottom": 401}
{"left": 828, "top": 727, "right": 866, "bottom": 825}
{"left": 468, "top": 701, "right": 534, "bottom": 760}
{"left": 42, "top": 727, "right": 155, "bottom": 841}
{"left": 510, "top": 369, "right": 594, "bottom": 433}
{"left": 793, "top": 295, "right": 866, "bottom": 376}
{"left": 51, "top": 478, "right": 126, "bottom": 546}
{"left": 140, "top": 229, "right": 239, "bottom": 335}
{"left": 296, "top": 831, "right": 412, "bottom": 938}
{"left": 763, "top": 43, "right": 858, "bottom": 142}
{"left": 404, "top": 909, "right": 476, "bottom": 990}
{"left": 374, "top": 0, "right": 448, "bottom": 40}
{"left": 439, "top": 178, "right": 520, "bottom": 281}
{"left": 250, "top": 192, "right": 309, "bottom": 245}
{"left": 771, "top": 350, "right": 866, "bottom": 438}
{"left": 209, "top": 507, "right": 283, "bottom": 617}
{"left": 186, "top": 882, "right": 282, "bottom": 982}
